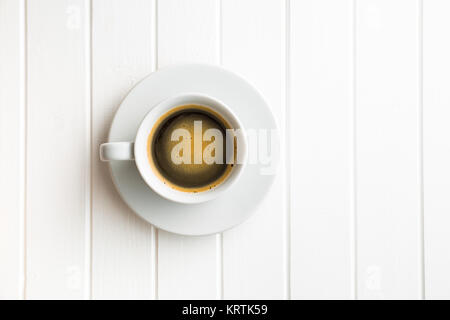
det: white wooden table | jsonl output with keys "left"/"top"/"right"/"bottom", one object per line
{"left": 1, "top": 0, "right": 449, "bottom": 300}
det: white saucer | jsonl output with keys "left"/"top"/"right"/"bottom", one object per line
{"left": 107, "top": 64, "right": 279, "bottom": 235}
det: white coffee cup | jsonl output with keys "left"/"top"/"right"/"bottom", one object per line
{"left": 100, "top": 93, "right": 248, "bottom": 204}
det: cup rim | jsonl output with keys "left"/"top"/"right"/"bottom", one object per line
{"left": 134, "top": 92, "right": 248, "bottom": 204}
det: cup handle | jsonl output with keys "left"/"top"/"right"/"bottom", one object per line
{"left": 100, "top": 142, "right": 135, "bottom": 161}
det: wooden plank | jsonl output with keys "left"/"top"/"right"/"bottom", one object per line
{"left": 157, "top": 0, "right": 220, "bottom": 299}
{"left": 356, "top": 0, "right": 422, "bottom": 299}
{"left": 423, "top": 0, "right": 450, "bottom": 300}
{"left": 221, "top": 0, "right": 286, "bottom": 299}
{"left": 0, "top": 0, "right": 25, "bottom": 299}
{"left": 26, "top": 0, "right": 90, "bottom": 299}
{"left": 91, "top": 0, "right": 156, "bottom": 299}
{"left": 290, "top": 0, "right": 354, "bottom": 299}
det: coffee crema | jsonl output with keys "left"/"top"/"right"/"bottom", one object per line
{"left": 147, "top": 104, "right": 234, "bottom": 193}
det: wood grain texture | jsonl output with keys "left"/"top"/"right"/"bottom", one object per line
{"left": 1, "top": 0, "right": 447, "bottom": 300}
{"left": 26, "top": 0, "right": 89, "bottom": 299}
{"left": 91, "top": 0, "right": 156, "bottom": 299}
{"left": 0, "top": 0, "right": 25, "bottom": 299}
{"left": 221, "top": 0, "right": 287, "bottom": 299}
{"left": 156, "top": 0, "right": 220, "bottom": 300}
{"left": 356, "top": 0, "right": 422, "bottom": 299}
{"left": 423, "top": 0, "right": 450, "bottom": 300}
{"left": 290, "top": 0, "right": 354, "bottom": 299}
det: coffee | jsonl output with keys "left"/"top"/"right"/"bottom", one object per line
{"left": 147, "top": 104, "right": 233, "bottom": 192}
